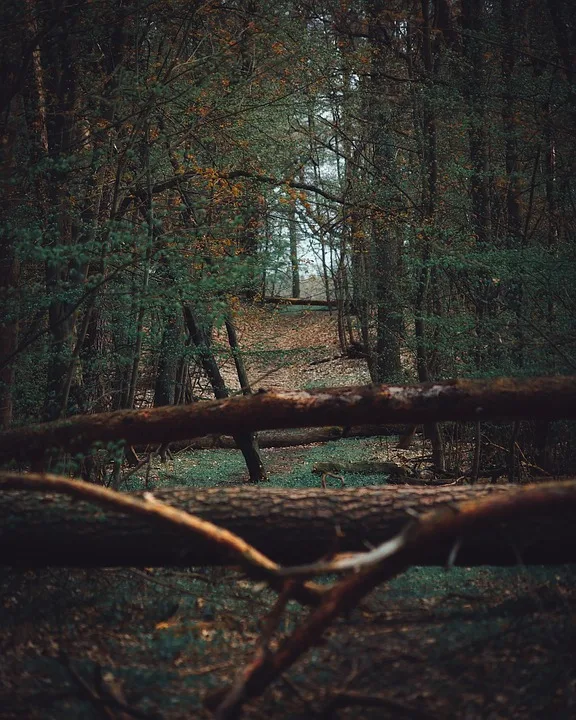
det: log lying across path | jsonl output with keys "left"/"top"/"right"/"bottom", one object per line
{"left": 260, "top": 296, "right": 337, "bottom": 308}
{"left": 141, "top": 424, "right": 413, "bottom": 453}
{"left": 1, "top": 376, "right": 575, "bottom": 461}
{"left": 1, "top": 482, "right": 575, "bottom": 568}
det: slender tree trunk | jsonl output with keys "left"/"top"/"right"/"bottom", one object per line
{"left": 461, "top": 0, "right": 494, "bottom": 372}
{"left": 460, "top": 0, "right": 492, "bottom": 228}
{"left": 288, "top": 192, "right": 300, "bottom": 298}
{"left": 225, "top": 313, "right": 252, "bottom": 396}
{"left": 153, "top": 313, "right": 181, "bottom": 407}
{"left": 374, "top": 233, "right": 403, "bottom": 382}
{"left": 412, "top": 0, "right": 445, "bottom": 470}
{"left": 38, "top": 5, "right": 86, "bottom": 421}
{"left": 368, "top": 0, "right": 402, "bottom": 383}
{"left": 0, "top": 254, "right": 20, "bottom": 430}
{"left": 334, "top": 252, "right": 349, "bottom": 355}
{"left": 320, "top": 231, "right": 331, "bottom": 306}
{"left": 182, "top": 304, "right": 266, "bottom": 482}
{"left": 501, "top": 0, "right": 527, "bottom": 367}
{"left": 126, "top": 268, "right": 149, "bottom": 410}
{"left": 501, "top": 0, "right": 523, "bottom": 243}
{"left": 58, "top": 304, "right": 93, "bottom": 417}
{"left": 0, "top": 97, "right": 22, "bottom": 429}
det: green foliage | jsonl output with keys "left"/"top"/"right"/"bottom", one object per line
{"left": 1, "top": 0, "right": 575, "bottom": 467}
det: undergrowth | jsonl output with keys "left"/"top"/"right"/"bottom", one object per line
{"left": 2, "top": 437, "right": 575, "bottom": 718}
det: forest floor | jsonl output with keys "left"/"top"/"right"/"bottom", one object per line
{"left": 215, "top": 302, "right": 371, "bottom": 392}
{"left": 1, "top": 303, "right": 575, "bottom": 719}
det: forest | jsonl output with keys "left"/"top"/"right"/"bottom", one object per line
{"left": 1, "top": 0, "right": 576, "bottom": 717}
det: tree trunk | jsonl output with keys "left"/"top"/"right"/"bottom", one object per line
{"left": 260, "top": 296, "right": 337, "bottom": 308}
{"left": 368, "top": 2, "right": 402, "bottom": 382}
{"left": 374, "top": 233, "right": 403, "bottom": 382}
{"left": 182, "top": 303, "right": 267, "bottom": 482}
{"left": 224, "top": 313, "right": 252, "bottom": 396}
{"left": 461, "top": 0, "right": 496, "bottom": 373}
{"left": 288, "top": 192, "right": 300, "bottom": 298}
{"left": 412, "top": 0, "right": 446, "bottom": 472}
{"left": 153, "top": 313, "right": 181, "bottom": 407}
{"left": 462, "top": 0, "right": 492, "bottom": 247}
{"left": 0, "top": 93, "right": 22, "bottom": 430}
{"left": 39, "top": 5, "right": 85, "bottom": 421}
{"left": 1, "top": 482, "right": 575, "bottom": 567}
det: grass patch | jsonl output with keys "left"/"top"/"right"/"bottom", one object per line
{"left": 126, "top": 435, "right": 398, "bottom": 491}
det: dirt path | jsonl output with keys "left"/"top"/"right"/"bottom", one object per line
{"left": 216, "top": 303, "right": 370, "bottom": 391}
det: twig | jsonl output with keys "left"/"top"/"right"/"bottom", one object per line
{"left": 508, "top": 421, "right": 520, "bottom": 483}
{"left": 60, "top": 654, "right": 158, "bottom": 719}
{"left": 215, "top": 580, "right": 299, "bottom": 718}
{"left": 120, "top": 453, "right": 152, "bottom": 484}
{"left": 258, "top": 580, "right": 297, "bottom": 649}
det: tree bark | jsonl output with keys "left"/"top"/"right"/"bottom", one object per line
{"left": 0, "top": 90, "right": 22, "bottom": 430}
{"left": 39, "top": 4, "right": 86, "bottom": 421}
{"left": 153, "top": 312, "right": 181, "bottom": 408}
{"left": 369, "top": 0, "right": 403, "bottom": 383}
{"left": 413, "top": 0, "right": 445, "bottom": 471}
{"left": 288, "top": 191, "right": 300, "bottom": 298}
{"left": 1, "top": 376, "right": 575, "bottom": 462}
{"left": 1, "top": 482, "right": 575, "bottom": 567}
{"left": 210, "top": 479, "right": 576, "bottom": 718}
{"left": 224, "top": 313, "right": 252, "bottom": 396}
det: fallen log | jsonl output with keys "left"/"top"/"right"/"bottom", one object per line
{"left": 1, "top": 377, "right": 575, "bottom": 462}
{"left": 311, "top": 460, "right": 407, "bottom": 478}
{"left": 141, "top": 424, "right": 413, "bottom": 453}
{"left": 260, "top": 296, "right": 337, "bottom": 308}
{"left": 1, "top": 481, "right": 575, "bottom": 567}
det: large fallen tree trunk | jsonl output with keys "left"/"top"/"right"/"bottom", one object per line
{"left": 1, "top": 376, "right": 575, "bottom": 461}
{"left": 1, "top": 482, "right": 575, "bottom": 567}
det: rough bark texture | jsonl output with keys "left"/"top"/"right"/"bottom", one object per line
{"left": 1, "top": 376, "right": 575, "bottom": 462}
{"left": 1, "top": 483, "right": 575, "bottom": 567}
